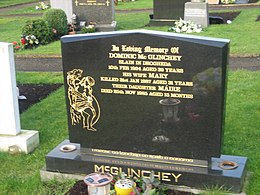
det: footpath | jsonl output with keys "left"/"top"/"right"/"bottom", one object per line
{"left": 1, "top": 1, "right": 260, "bottom": 71}
{"left": 14, "top": 55, "right": 260, "bottom": 72}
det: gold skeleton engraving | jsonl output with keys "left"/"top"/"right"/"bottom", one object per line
{"left": 67, "top": 69, "right": 100, "bottom": 131}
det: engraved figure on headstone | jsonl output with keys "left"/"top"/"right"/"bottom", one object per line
{"left": 67, "top": 69, "right": 100, "bottom": 131}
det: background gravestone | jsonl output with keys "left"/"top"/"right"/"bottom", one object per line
{"left": 150, "top": 0, "right": 190, "bottom": 26}
{"left": 50, "top": 0, "right": 116, "bottom": 31}
{"left": 184, "top": 1, "right": 209, "bottom": 27}
{"left": 44, "top": 30, "right": 247, "bottom": 192}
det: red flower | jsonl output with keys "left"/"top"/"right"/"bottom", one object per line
{"left": 15, "top": 45, "right": 20, "bottom": 49}
{"left": 129, "top": 192, "right": 135, "bottom": 195}
{"left": 21, "top": 38, "right": 26, "bottom": 45}
{"left": 12, "top": 41, "right": 17, "bottom": 45}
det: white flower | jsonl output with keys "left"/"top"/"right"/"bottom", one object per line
{"left": 227, "top": 20, "right": 232, "bottom": 24}
{"left": 176, "top": 28, "right": 181, "bottom": 33}
{"left": 182, "top": 25, "right": 187, "bottom": 32}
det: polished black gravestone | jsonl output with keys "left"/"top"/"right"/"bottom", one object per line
{"left": 45, "top": 30, "right": 247, "bottom": 192}
{"left": 150, "top": 0, "right": 190, "bottom": 26}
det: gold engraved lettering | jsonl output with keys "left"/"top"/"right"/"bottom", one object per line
{"left": 142, "top": 61, "right": 171, "bottom": 67}
{"left": 171, "top": 93, "right": 193, "bottom": 99}
{"left": 122, "top": 72, "right": 132, "bottom": 77}
{"left": 149, "top": 92, "right": 164, "bottom": 97}
{"left": 148, "top": 73, "right": 168, "bottom": 79}
{"left": 158, "top": 86, "right": 181, "bottom": 92}
{"left": 125, "top": 90, "right": 136, "bottom": 95}
{"left": 165, "top": 68, "right": 184, "bottom": 73}
{"left": 129, "top": 78, "right": 140, "bottom": 83}
{"left": 112, "top": 84, "right": 128, "bottom": 89}
{"left": 132, "top": 73, "right": 147, "bottom": 78}
{"left": 113, "top": 89, "right": 124, "bottom": 94}
{"left": 152, "top": 80, "right": 167, "bottom": 85}
{"left": 174, "top": 81, "right": 193, "bottom": 86}
{"left": 119, "top": 66, "right": 130, "bottom": 71}
{"left": 109, "top": 53, "right": 137, "bottom": 59}
{"left": 148, "top": 54, "right": 182, "bottom": 61}
{"left": 170, "top": 47, "right": 180, "bottom": 54}
{"left": 111, "top": 45, "right": 120, "bottom": 52}
{"left": 129, "top": 85, "right": 156, "bottom": 91}
{"left": 108, "top": 65, "right": 118, "bottom": 70}
{"left": 171, "top": 173, "right": 182, "bottom": 183}
{"left": 67, "top": 69, "right": 100, "bottom": 131}
{"left": 137, "top": 54, "right": 147, "bottom": 60}
{"left": 162, "top": 172, "right": 171, "bottom": 181}
{"left": 100, "top": 77, "right": 119, "bottom": 82}
{"left": 119, "top": 60, "right": 135, "bottom": 65}
{"left": 137, "top": 91, "right": 148, "bottom": 96}
{"left": 121, "top": 45, "right": 142, "bottom": 53}
{"left": 140, "top": 79, "right": 152, "bottom": 84}
{"left": 142, "top": 67, "right": 157, "bottom": 72}
{"left": 101, "top": 88, "right": 113, "bottom": 93}
{"left": 144, "top": 46, "right": 169, "bottom": 54}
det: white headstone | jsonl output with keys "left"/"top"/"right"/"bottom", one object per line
{"left": 0, "top": 42, "right": 20, "bottom": 135}
{"left": 50, "top": 0, "right": 73, "bottom": 22}
{"left": 184, "top": 2, "right": 209, "bottom": 27}
{"left": 0, "top": 42, "right": 39, "bottom": 154}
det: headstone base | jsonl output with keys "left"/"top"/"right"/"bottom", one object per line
{"left": 45, "top": 140, "right": 247, "bottom": 193}
{"left": 149, "top": 19, "right": 176, "bottom": 26}
{"left": 0, "top": 130, "right": 39, "bottom": 154}
{"left": 96, "top": 22, "right": 117, "bottom": 32}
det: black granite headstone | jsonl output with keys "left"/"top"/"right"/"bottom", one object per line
{"left": 150, "top": 0, "right": 190, "bottom": 26}
{"left": 45, "top": 30, "right": 247, "bottom": 192}
{"left": 61, "top": 30, "right": 228, "bottom": 163}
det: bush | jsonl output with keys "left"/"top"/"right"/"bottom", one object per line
{"left": 22, "top": 19, "right": 53, "bottom": 45}
{"left": 43, "top": 9, "right": 68, "bottom": 38}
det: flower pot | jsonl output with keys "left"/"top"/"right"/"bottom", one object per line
{"left": 68, "top": 31, "right": 76, "bottom": 35}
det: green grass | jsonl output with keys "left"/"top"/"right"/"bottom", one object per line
{"left": 1, "top": 8, "right": 259, "bottom": 55}
{"left": 0, "top": 70, "right": 259, "bottom": 194}
{"left": 0, "top": 7, "right": 260, "bottom": 56}
{"left": 116, "top": 0, "right": 152, "bottom": 10}
{"left": 0, "top": 0, "right": 38, "bottom": 8}
{"left": 0, "top": 6, "right": 45, "bottom": 15}
{"left": 0, "top": 16, "right": 40, "bottom": 43}
{"left": 145, "top": 8, "right": 260, "bottom": 55}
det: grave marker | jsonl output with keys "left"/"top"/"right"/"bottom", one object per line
{"left": 149, "top": 0, "right": 190, "bottom": 26}
{"left": 50, "top": 0, "right": 116, "bottom": 31}
{"left": 44, "top": 30, "right": 247, "bottom": 192}
{"left": 0, "top": 42, "right": 39, "bottom": 154}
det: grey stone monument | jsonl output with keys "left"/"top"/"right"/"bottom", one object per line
{"left": 149, "top": 0, "right": 190, "bottom": 26}
{"left": 184, "top": 0, "right": 209, "bottom": 27}
{"left": 50, "top": 0, "right": 116, "bottom": 31}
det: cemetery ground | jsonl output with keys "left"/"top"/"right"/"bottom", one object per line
{"left": 0, "top": 0, "right": 260, "bottom": 194}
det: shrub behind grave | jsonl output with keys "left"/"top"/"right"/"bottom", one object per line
{"left": 43, "top": 9, "right": 68, "bottom": 38}
{"left": 22, "top": 19, "right": 53, "bottom": 45}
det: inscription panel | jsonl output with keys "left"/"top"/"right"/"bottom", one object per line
{"left": 61, "top": 30, "right": 229, "bottom": 162}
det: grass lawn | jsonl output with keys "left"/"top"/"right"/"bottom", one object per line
{"left": 0, "top": 0, "right": 38, "bottom": 8}
{"left": 116, "top": 0, "right": 152, "bottom": 10}
{"left": 0, "top": 6, "right": 45, "bottom": 15}
{"left": 0, "top": 70, "right": 259, "bottom": 194}
{"left": 0, "top": 8, "right": 259, "bottom": 56}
